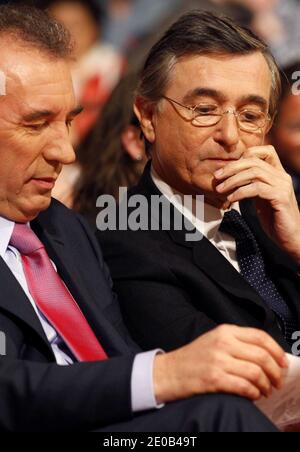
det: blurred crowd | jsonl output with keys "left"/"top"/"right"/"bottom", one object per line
{"left": 7, "top": 0, "right": 300, "bottom": 222}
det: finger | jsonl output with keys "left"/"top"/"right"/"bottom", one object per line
{"left": 214, "top": 157, "right": 278, "bottom": 182}
{"left": 213, "top": 373, "right": 261, "bottom": 401}
{"left": 228, "top": 342, "right": 284, "bottom": 390}
{"left": 233, "top": 327, "right": 288, "bottom": 368}
{"left": 226, "top": 181, "right": 274, "bottom": 204}
{"left": 215, "top": 167, "right": 275, "bottom": 194}
{"left": 224, "top": 359, "right": 273, "bottom": 397}
{"left": 245, "top": 145, "right": 285, "bottom": 171}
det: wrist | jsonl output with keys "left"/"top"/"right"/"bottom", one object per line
{"left": 153, "top": 352, "right": 178, "bottom": 404}
{"left": 278, "top": 229, "right": 300, "bottom": 266}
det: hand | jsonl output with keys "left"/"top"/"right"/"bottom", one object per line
{"left": 153, "top": 325, "right": 288, "bottom": 404}
{"left": 214, "top": 146, "right": 300, "bottom": 264}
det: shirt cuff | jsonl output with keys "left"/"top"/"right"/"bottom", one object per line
{"left": 131, "top": 349, "right": 165, "bottom": 413}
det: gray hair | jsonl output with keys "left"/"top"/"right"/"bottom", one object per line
{"left": 0, "top": 3, "right": 73, "bottom": 58}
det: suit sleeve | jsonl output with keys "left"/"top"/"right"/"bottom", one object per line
{"left": 0, "top": 351, "right": 135, "bottom": 431}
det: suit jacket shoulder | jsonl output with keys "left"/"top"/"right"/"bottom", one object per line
{"left": 0, "top": 198, "right": 139, "bottom": 431}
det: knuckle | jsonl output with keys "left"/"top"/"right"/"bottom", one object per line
{"left": 238, "top": 186, "right": 247, "bottom": 195}
{"left": 271, "top": 367, "right": 281, "bottom": 382}
{"left": 208, "top": 369, "right": 222, "bottom": 388}
{"left": 252, "top": 330, "right": 266, "bottom": 344}
{"left": 216, "top": 324, "right": 230, "bottom": 336}
{"left": 248, "top": 365, "right": 263, "bottom": 383}
{"left": 256, "top": 349, "right": 269, "bottom": 365}
{"left": 267, "top": 145, "right": 275, "bottom": 153}
{"left": 236, "top": 380, "right": 253, "bottom": 398}
{"left": 206, "top": 350, "right": 221, "bottom": 367}
{"left": 253, "top": 157, "right": 262, "bottom": 165}
{"left": 252, "top": 181, "right": 260, "bottom": 191}
{"left": 251, "top": 167, "right": 260, "bottom": 178}
{"left": 214, "top": 325, "right": 233, "bottom": 347}
{"left": 214, "top": 335, "right": 227, "bottom": 351}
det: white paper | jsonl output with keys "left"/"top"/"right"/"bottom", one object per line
{"left": 256, "top": 354, "right": 300, "bottom": 430}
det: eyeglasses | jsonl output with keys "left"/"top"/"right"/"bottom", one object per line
{"left": 163, "top": 96, "right": 271, "bottom": 133}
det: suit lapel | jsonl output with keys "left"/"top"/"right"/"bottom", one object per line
{"left": 169, "top": 225, "right": 268, "bottom": 315}
{"left": 32, "top": 209, "right": 132, "bottom": 356}
{"left": 0, "top": 256, "right": 53, "bottom": 357}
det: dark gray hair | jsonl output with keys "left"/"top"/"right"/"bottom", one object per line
{"left": 0, "top": 3, "right": 73, "bottom": 58}
{"left": 136, "top": 10, "right": 281, "bottom": 118}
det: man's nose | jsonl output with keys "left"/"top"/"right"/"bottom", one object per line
{"left": 44, "top": 127, "right": 76, "bottom": 165}
{"left": 214, "top": 111, "right": 240, "bottom": 151}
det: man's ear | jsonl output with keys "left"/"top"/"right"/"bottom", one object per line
{"left": 134, "top": 96, "right": 156, "bottom": 144}
{"left": 121, "top": 125, "right": 145, "bottom": 161}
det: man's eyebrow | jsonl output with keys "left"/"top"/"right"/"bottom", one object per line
{"left": 182, "top": 88, "right": 227, "bottom": 104}
{"left": 182, "top": 89, "right": 268, "bottom": 111}
{"left": 239, "top": 95, "right": 268, "bottom": 111}
{"left": 68, "top": 105, "right": 84, "bottom": 118}
{"left": 22, "top": 110, "right": 53, "bottom": 122}
{"left": 22, "top": 105, "right": 83, "bottom": 122}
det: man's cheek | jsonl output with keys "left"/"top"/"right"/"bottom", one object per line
{"left": 190, "top": 162, "right": 215, "bottom": 185}
{"left": 6, "top": 165, "right": 28, "bottom": 193}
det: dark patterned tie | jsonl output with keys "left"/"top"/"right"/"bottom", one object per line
{"left": 220, "top": 209, "right": 298, "bottom": 344}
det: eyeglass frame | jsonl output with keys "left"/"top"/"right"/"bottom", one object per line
{"left": 162, "top": 95, "right": 271, "bottom": 133}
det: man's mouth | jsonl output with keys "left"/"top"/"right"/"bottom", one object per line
{"left": 30, "top": 177, "right": 57, "bottom": 190}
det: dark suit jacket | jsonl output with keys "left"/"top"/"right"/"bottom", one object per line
{"left": 98, "top": 162, "right": 300, "bottom": 354}
{"left": 0, "top": 199, "right": 140, "bottom": 432}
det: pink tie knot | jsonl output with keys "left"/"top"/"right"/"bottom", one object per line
{"left": 10, "top": 223, "right": 44, "bottom": 255}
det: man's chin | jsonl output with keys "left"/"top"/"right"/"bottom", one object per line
{"left": 11, "top": 196, "right": 52, "bottom": 223}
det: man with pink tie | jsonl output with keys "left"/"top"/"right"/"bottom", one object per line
{"left": 0, "top": 4, "right": 279, "bottom": 432}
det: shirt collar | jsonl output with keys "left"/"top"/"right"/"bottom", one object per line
{"left": 151, "top": 166, "right": 241, "bottom": 240}
{"left": 0, "top": 216, "right": 15, "bottom": 259}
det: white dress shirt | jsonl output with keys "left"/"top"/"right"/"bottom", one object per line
{"left": 0, "top": 216, "right": 161, "bottom": 413}
{"left": 151, "top": 168, "right": 242, "bottom": 273}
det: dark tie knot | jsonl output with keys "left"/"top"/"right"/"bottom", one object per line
{"left": 220, "top": 209, "right": 256, "bottom": 245}
{"left": 9, "top": 223, "right": 44, "bottom": 255}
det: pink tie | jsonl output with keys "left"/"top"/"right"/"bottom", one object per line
{"left": 10, "top": 223, "right": 108, "bottom": 362}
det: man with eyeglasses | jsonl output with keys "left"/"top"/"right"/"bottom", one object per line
{"left": 162, "top": 95, "right": 270, "bottom": 135}
{"left": 0, "top": 4, "right": 280, "bottom": 432}
{"left": 99, "top": 10, "right": 300, "bottom": 403}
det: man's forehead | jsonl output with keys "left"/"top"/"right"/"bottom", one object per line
{"left": 0, "top": 40, "right": 73, "bottom": 91}
{"left": 0, "top": 53, "right": 75, "bottom": 114}
{"left": 169, "top": 53, "right": 272, "bottom": 97}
